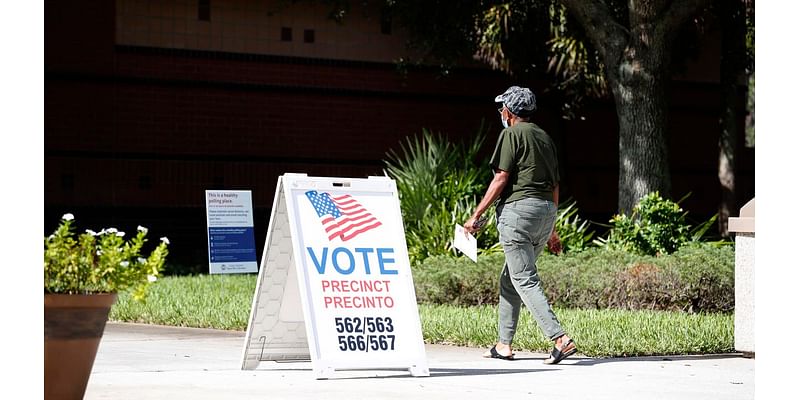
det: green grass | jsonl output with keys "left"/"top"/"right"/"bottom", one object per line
{"left": 419, "top": 304, "right": 733, "bottom": 357}
{"left": 110, "top": 274, "right": 733, "bottom": 357}
{"left": 109, "top": 274, "right": 257, "bottom": 330}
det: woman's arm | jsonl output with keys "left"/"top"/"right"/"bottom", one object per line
{"left": 464, "top": 169, "right": 510, "bottom": 233}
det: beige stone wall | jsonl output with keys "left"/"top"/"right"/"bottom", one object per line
{"left": 730, "top": 199, "right": 755, "bottom": 355}
{"left": 116, "top": 0, "right": 412, "bottom": 62}
{"left": 734, "top": 232, "right": 755, "bottom": 354}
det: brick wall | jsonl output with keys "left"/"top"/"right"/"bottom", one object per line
{"left": 44, "top": 0, "right": 754, "bottom": 267}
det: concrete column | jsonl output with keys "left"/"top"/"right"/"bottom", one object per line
{"left": 728, "top": 198, "right": 755, "bottom": 357}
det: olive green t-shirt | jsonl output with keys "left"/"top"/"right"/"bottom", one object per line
{"left": 489, "top": 122, "right": 559, "bottom": 204}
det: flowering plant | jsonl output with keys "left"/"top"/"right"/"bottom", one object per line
{"left": 44, "top": 213, "right": 169, "bottom": 300}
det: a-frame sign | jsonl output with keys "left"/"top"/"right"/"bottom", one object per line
{"left": 241, "top": 174, "right": 429, "bottom": 379}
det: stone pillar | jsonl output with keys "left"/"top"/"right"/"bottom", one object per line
{"left": 728, "top": 198, "right": 755, "bottom": 357}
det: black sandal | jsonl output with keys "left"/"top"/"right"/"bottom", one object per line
{"left": 484, "top": 345, "right": 515, "bottom": 360}
{"left": 543, "top": 339, "right": 576, "bottom": 364}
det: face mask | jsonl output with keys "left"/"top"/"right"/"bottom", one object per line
{"left": 501, "top": 115, "right": 510, "bottom": 129}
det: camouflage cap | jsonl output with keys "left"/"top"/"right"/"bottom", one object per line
{"left": 494, "top": 86, "right": 537, "bottom": 116}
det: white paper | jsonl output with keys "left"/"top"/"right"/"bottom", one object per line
{"left": 453, "top": 225, "right": 478, "bottom": 262}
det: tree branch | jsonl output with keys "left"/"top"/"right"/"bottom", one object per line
{"left": 559, "top": 0, "right": 629, "bottom": 71}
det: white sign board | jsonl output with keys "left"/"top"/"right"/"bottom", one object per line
{"left": 205, "top": 190, "right": 258, "bottom": 274}
{"left": 241, "top": 174, "right": 429, "bottom": 379}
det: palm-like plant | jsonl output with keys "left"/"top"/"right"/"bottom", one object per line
{"left": 384, "top": 125, "right": 499, "bottom": 264}
{"left": 550, "top": 199, "right": 595, "bottom": 254}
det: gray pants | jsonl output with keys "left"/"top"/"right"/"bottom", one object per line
{"left": 496, "top": 197, "right": 565, "bottom": 344}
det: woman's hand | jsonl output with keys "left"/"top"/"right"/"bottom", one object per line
{"left": 464, "top": 215, "right": 480, "bottom": 234}
{"left": 547, "top": 230, "right": 563, "bottom": 254}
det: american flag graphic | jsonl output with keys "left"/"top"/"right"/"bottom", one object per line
{"left": 304, "top": 190, "right": 382, "bottom": 241}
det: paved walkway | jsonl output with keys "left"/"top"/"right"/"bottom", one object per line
{"left": 85, "top": 323, "right": 754, "bottom": 400}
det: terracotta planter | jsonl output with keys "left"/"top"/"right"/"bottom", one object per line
{"left": 44, "top": 293, "right": 117, "bottom": 400}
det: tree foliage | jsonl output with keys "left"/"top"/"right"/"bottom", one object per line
{"left": 384, "top": 0, "right": 722, "bottom": 213}
{"left": 309, "top": 1, "right": 751, "bottom": 215}
{"left": 380, "top": 1, "right": 712, "bottom": 119}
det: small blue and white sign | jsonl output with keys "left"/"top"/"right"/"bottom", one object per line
{"left": 206, "top": 190, "right": 258, "bottom": 274}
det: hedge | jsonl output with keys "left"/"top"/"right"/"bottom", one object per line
{"left": 412, "top": 243, "right": 734, "bottom": 312}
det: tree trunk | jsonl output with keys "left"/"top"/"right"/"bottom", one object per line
{"left": 718, "top": 74, "right": 738, "bottom": 238}
{"left": 559, "top": 0, "right": 711, "bottom": 214}
{"left": 718, "top": 0, "right": 746, "bottom": 237}
{"left": 608, "top": 42, "right": 672, "bottom": 213}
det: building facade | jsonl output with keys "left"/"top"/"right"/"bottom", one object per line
{"left": 45, "top": 0, "right": 754, "bottom": 268}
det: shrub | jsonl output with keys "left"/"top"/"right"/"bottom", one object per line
{"left": 412, "top": 243, "right": 733, "bottom": 312}
{"left": 536, "top": 248, "right": 639, "bottom": 309}
{"left": 661, "top": 243, "right": 735, "bottom": 312}
{"left": 597, "top": 192, "right": 717, "bottom": 256}
{"left": 605, "top": 262, "right": 684, "bottom": 310}
{"left": 45, "top": 214, "right": 169, "bottom": 300}
{"left": 412, "top": 254, "right": 503, "bottom": 305}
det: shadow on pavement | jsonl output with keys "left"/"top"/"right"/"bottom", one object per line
{"left": 428, "top": 367, "right": 554, "bottom": 378}
{"left": 567, "top": 353, "right": 744, "bottom": 366}
{"left": 335, "top": 367, "right": 555, "bottom": 380}
{"left": 257, "top": 367, "right": 553, "bottom": 380}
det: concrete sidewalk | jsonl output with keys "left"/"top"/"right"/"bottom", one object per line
{"left": 85, "top": 323, "right": 754, "bottom": 400}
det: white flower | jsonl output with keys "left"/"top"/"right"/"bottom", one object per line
{"left": 137, "top": 225, "right": 148, "bottom": 234}
{"left": 147, "top": 275, "right": 158, "bottom": 282}
{"left": 137, "top": 257, "right": 147, "bottom": 264}
{"left": 160, "top": 237, "right": 170, "bottom": 245}
{"left": 120, "top": 261, "right": 130, "bottom": 267}
{"left": 85, "top": 229, "right": 97, "bottom": 236}
{"left": 96, "top": 250, "right": 103, "bottom": 255}
{"left": 105, "top": 228, "right": 118, "bottom": 234}
{"left": 62, "top": 213, "right": 74, "bottom": 221}
{"left": 116, "top": 231, "right": 126, "bottom": 237}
